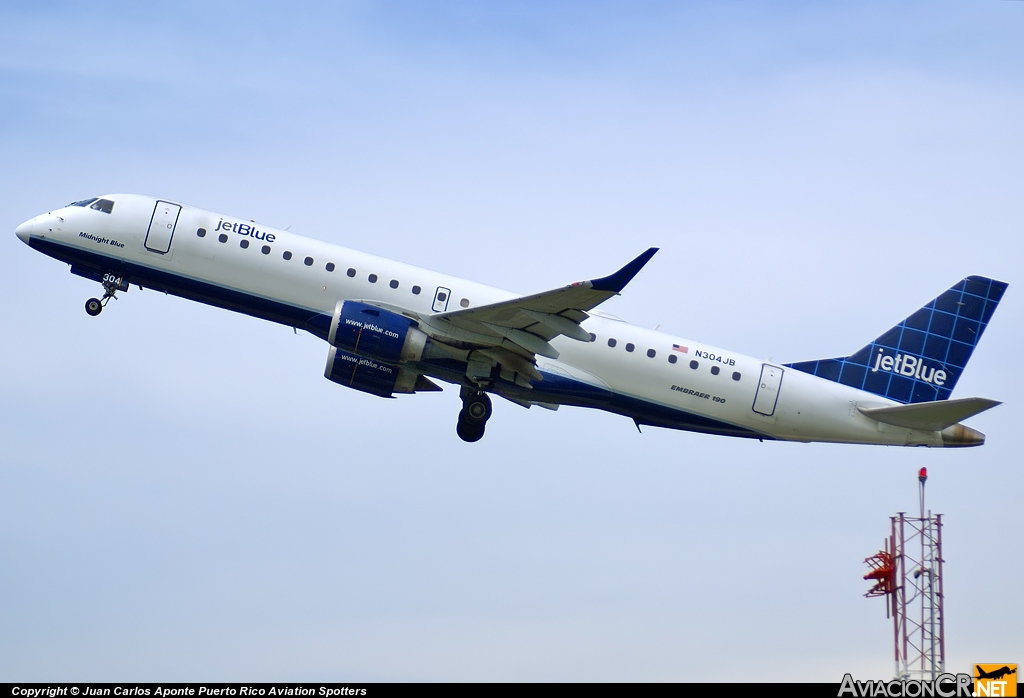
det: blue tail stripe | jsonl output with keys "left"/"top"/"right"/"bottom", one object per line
{"left": 786, "top": 276, "right": 1007, "bottom": 404}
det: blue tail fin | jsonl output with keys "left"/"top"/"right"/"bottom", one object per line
{"left": 786, "top": 276, "right": 1008, "bottom": 404}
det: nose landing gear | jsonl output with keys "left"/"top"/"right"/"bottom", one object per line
{"left": 457, "top": 388, "right": 492, "bottom": 443}
{"left": 84, "top": 274, "right": 125, "bottom": 316}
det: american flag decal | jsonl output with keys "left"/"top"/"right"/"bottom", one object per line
{"left": 672, "top": 344, "right": 688, "bottom": 353}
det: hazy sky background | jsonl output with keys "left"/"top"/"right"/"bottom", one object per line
{"left": 1, "top": 0, "right": 1021, "bottom": 682}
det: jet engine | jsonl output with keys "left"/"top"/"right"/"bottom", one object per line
{"left": 324, "top": 301, "right": 442, "bottom": 398}
{"left": 327, "top": 301, "right": 428, "bottom": 363}
{"left": 325, "top": 346, "right": 436, "bottom": 397}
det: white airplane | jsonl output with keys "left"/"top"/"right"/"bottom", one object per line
{"left": 16, "top": 194, "right": 1007, "bottom": 446}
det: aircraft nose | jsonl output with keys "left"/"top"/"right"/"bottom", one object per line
{"left": 16, "top": 219, "right": 33, "bottom": 244}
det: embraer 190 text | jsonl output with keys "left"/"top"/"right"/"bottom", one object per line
{"left": 17, "top": 195, "right": 1007, "bottom": 445}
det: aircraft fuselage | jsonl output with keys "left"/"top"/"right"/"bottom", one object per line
{"left": 16, "top": 194, "right": 999, "bottom": 447}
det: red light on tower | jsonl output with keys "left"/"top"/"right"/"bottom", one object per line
{"left": 919, "top": 467, "right": 928, "bottom": 484}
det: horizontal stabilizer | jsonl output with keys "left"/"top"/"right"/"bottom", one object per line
{"left": 858, "top": 397, "right": 1001, "bottom": 431}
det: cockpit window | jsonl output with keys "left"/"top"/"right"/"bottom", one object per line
{"left": 69, "top": 198, "right": 98, "bottom": 207}
{"left": 90, "top": 199, "right": 114, "bottom": 214}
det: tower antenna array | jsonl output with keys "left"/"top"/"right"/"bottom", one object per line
{"left": 863, "top": 467, "right": 945, "bottom": 680}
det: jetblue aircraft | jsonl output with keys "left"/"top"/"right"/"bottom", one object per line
{"left": 16, "top": 194, "right": 1007, "bottom": 445}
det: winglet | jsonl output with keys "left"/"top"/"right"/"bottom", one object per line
{"left": 589, "top": 247, "right": 659, "bottom": 293}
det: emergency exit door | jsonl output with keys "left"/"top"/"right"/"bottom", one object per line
{"left": 752, "top": 364, "right": 784, "bottom": 417}
{"left": 432, "top": 286, "right": 451, "bottom": 312}
{"left": 145, "top": 200, "right": 181, "bottom": 253}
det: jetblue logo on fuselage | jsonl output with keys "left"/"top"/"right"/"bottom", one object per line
{"left": 870, "top": 348, "right": 948, "bottom": 386}
{"left": 214, "top": 218, "right": 276, "bottom": 242}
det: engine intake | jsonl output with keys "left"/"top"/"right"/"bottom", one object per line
{"left": 328, "top": 301, "right": 427, "bottom": 364}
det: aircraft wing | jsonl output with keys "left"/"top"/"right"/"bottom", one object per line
{"left": 421, "top": 247, "right": 658, "bottom": 360}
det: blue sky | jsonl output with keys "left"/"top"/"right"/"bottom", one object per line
{"left": 1, "top": 1, "right": 1021, "bottom": 681}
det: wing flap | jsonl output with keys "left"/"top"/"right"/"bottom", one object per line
{"left": 520, "top": 310, "right": 593, "bottom": 342}
{"left": 483, "top": 323, "right": 560, "bottom": 359}
{"left": 858, "top": 397, "right": 1001, "bottom": 431}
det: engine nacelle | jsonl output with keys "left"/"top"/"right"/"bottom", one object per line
{"left": 328, "top": 301, "right": 427, "bottom": 364}
{"left": 324, "top": 346, "right": 421, "bottom": 398}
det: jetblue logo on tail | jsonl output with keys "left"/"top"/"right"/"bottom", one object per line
{"left": 786, "top": 276, "right": 1007, "bottom": 404}
{"left": 870, "top": 349, "right": 947, "bottom": 386}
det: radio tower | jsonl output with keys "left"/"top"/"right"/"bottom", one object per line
{"left": 863, "top": 467, "right": 945, "bottom": 680}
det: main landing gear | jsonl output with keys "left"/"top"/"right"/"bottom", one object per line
{"left": 84, "top": 275, "right": 124, "bottom": 317}
{"left": 457, "top": 388, "right": 492, "bottom": 443}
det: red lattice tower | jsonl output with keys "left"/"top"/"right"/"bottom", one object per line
{"left": 864, "top": 468, "right": 945, "bottom": 680}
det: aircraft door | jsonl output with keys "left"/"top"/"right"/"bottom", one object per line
{"left": 752, "top": 364, "right": 784, "bottom": 417}
{"left": 145, "top": 200, "right": 182, "bottom": 253}
{"left": 432, "top": 286, "right": 451, "bottom": 312}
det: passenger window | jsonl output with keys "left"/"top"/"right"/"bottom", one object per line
{"left": 460, "top": 298, "right": 470, "bottom": 307}
{"left": 197, "top": 228, "right": 206, "bottom": 238}
{"left": 240, "top": 239, "right": 249, "bottom": 249}
{"left": 589, "top": 333, "right": 596, "bottom": 342}
{"left": 689, "top": 360, "right": 699, "bottom": 369}
{"left": 368, "top": 274, "right": 378, "bottom": 283}
{"left": 304, "top": 256, "right": 314, "bottom": 266}
{"left": 625, "top": 343, "right": 635, "bottom": 352}
{"left": 732, "top": 372, "right": 741, "bottom": 381}
{"left": 412, "top": 285, "right": 422, "bottom": 295}
{"left": 608, "top": 338, "right": 617, "bottom": 347}
{"left": 647, "top": 349, "right": 656, "bottom": 358}
{"left": 347, "top": 268, "right": 356, "bottom": 277}
{"left": 261, "top": 245, "right": 271, "bottom": 255}
{"left": 326, "top": 262, "right": 336, "bottom": 272}
{"left": 90, "top": 199, "right": 114, "bottom": 213}
{"left": 390, "top": 280, "right": 399, "bottom": 289}
{"left": 218, "top": 234, "right": 228, "bottom": 243}
{"left": 668, "top": 354, "right": 677, "bottom": 364}
{"left": 711, "top": 366, "right": 720, "bottom": 376}
{"left": 283, "top": 251, "right": 292, "bottom": 260}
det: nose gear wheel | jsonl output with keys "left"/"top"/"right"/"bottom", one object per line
{"left": 84, "top": 276, "right": 123, "bottom": 316}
